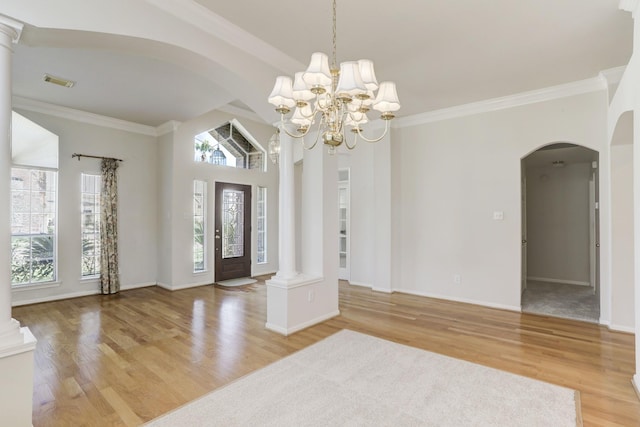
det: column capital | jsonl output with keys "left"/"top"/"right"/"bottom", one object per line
{"left": 0, "top": 15, "right": 23, "bottom": 44}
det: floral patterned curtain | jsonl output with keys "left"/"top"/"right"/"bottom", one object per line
{"left": 100, "top": 158, "right": 120, "bottom": 294}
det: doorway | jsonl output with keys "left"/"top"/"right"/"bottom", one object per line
{"left": 214, "top": 182, "right": 252, "bottom": 282}
{"left": 338, "top": 169, "right": 350, "bottom": 281}
{"left": 521, "top": 144, "right": 600, "bottom": 322}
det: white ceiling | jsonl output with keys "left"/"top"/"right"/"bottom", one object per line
{"left": 9, "top": 0, "right": 634, "bottom": 127}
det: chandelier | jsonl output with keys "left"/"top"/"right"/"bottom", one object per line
{"left": 267, "top": 0, "right": 400, "bottom": 155}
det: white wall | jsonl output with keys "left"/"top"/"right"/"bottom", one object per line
{"left": 526, "top": 162, "right": 592, "bottom": 285}
{"left": 12, "top": 109, "right": 158, "bottom": 305}
{"left": 334, "top": 129, "right": 392, "bottom": 291}
{"left": 391, "top": 91, "right": 612, "bottom": 313}
{"left": 156, "top": 129, "right": 174, "bottom": 287}
{"left": 610, "top": 142, "right": 635, "bottom": 330}
{"left": 158, "top": 110, "right": 279, "bottom": 290}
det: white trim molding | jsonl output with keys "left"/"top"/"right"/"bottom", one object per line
{"left": 12, "top": 96, "right": 158, "bottom": 136}
{"left": 265, "top": 310, "right": 340, "bottom": 336}
{"left": 394, "top": 287, "right": 522, "bottom": 313}
{"left": 0, "top": 14, "right": 23, "bottom": 43}
{"left": 395, "top": 76, "right": 608, "bottom": 129}
{"left": 156, "top": 120, "right": 181, "bottom": 136}
{"left": 600, "top": 66, "right": 627, "bottom": 87}
{"left": 620, "top": 0, "right": 640, "bottom": 16}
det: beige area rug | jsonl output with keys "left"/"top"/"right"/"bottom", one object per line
{"left": 145, "top": 330, "right": 582, "bottom": 426}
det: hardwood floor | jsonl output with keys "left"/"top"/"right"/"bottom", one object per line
{"left": 12, "top": 279, "right": 640, "bottom": 427}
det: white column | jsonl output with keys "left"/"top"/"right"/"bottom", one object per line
{"left": 0, "top": 15, "right": 37, "bottom": 427}
{"left": 275, "top": 131, "right": 297, "bottom": 279}
{"left": 266, "top": 132, "right": 339, "bottom": 335}
{"left": 0, "top": 15, "right": 23, "bottom": 347}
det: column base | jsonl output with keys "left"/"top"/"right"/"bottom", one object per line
{"left": 265, "top": 274, "right": 340, "bottom": 336}
{"left": 0, "top": 321, "right": 36, "bottom": 427}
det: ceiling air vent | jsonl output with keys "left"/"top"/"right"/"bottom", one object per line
{"left": 43, "top": 74, "right": 75, "bottom": 88}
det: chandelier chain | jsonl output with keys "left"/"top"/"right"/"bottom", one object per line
{"left": 332, "top": 0, "right": 337, "bottom": 70}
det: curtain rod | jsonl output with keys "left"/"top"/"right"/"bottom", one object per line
{"left": 71, "top": 153, "right": 123, "bottom": 162}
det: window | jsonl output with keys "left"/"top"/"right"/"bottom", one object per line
{"left": 194, "top": 119, "right": 266, "bottom": 171}
{"left": 194, "top": 180, "right": 207, "bottom": 272}
{"left": 256, "top": 186, "right": 267, "bottom": 264}
{"left": 81, "top": 174, "right": 101, "bottom": 277}
{"left": 11, "top": 168, "right": 57, "bottom": 285}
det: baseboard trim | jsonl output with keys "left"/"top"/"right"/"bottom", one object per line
{"left": 12, "top": 282, "right": 158, "bottom": 307}
{"left": 527, "top": 276, "right": 591, "bottom": 287}
{"left": 121, "top": 282, "right": 156, "bottom": 291}
{"left": 265, "top": 310, "right": 340, "bottom": 336}
{"left": 346, "top": 281, "right": 393, "bottom": 294}
{"left": 606, "top": 323, "right": 635, "bottom": 334}
{"left": 393, "top": 287, "right": 522, "bottom": 313}
{"left": 12, "top": 289, "right": 100, "bottom": 307}
{"left": 348, "top": 281, "right": 372, "bottom": 289}
{"left": 633, "top": 375, "right": 640, "bottom": 401}
{"left": 156, "top": 281, "right": 212, "bottom": 291}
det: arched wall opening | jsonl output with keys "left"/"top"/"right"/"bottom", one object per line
{"left": 521, "top": 142, "right": 600, "bottom": 322}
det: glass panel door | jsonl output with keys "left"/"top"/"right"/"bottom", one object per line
{"left": 338, "top": 169, "right": 350, "bottom": 280}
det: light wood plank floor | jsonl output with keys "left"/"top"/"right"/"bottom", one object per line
{"left": 12, "top": 279, "right": 640, "bottom": 426}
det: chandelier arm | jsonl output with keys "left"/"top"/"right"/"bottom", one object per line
{"left": 353, "top": 119, "right": 391, "bottom": 143}
{"left": 344, "top": 131, "right": 358, "bottom": 150}
{"left": 280, "top": 122, "right": 312, "bottom": 139}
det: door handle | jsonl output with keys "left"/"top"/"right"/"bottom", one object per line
{"left": 522, "top": 239, "right": 527, "bottom": 244}
{"left": 596, "top": 243, "right": 600, "bottom": 247}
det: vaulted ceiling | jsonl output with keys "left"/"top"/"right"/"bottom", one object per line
{"left": 6, "top": 0, "right": 634, "bottom": 128}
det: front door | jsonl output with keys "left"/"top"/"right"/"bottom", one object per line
{"left": 215, "top": 182, "right": 252, "bottom": 282}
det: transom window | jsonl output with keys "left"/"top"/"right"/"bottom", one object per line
{"left": 194, "top": 119, "right": 266, "bottom": 171}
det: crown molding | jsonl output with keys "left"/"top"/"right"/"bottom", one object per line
{"left": 12, "top": 96, "right": 158, "bottom": 136}
{"left": 600, "top": 66, "right": 626, "bottom": 86}
{"left": 395, "top": 76, "right": 608, "bottom": 129}
{"left": 0, "top": 14, "right": 23, "bottom": 43}
{"left": 156, "top": 120, "right": 181, "bottom": 136}
{"left": 619, "top": 0, "right": 640, "bottom": 15}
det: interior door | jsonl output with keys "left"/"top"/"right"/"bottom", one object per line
{"left": 215, "top": 182, "right": 252, "bottom": 282}
{"left": 338, "top": 180, "right": 349, "bottom": 280}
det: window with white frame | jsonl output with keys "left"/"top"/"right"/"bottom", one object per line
{"left": 256, "top": 186, "right": 267, "bottom": 264}
{"left": 81, "top": 173, "right": 101, "bottom": 277}
{"left": 194, "top": 180, "right": 207, "bottom": 272}
{"left": 11, "top": 168, "right": 57, "bottom": 285}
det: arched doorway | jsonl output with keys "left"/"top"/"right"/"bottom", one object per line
{"left": 521, "top": 143, "right": 600, "bottom": 322}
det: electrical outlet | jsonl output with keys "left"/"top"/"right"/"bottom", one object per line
{"left": 453, "top": 274, "right": 461, "bottom": 284}
{"left": 308, "top": 290, "right": 314, "bottom": 302}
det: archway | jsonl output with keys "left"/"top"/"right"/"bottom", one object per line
{"left": 521, "top": 143, "right": 600, "bottom": 322}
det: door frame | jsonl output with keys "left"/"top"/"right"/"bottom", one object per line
{"left": 214, "top": 181, "right": 252, "bottom": 282}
